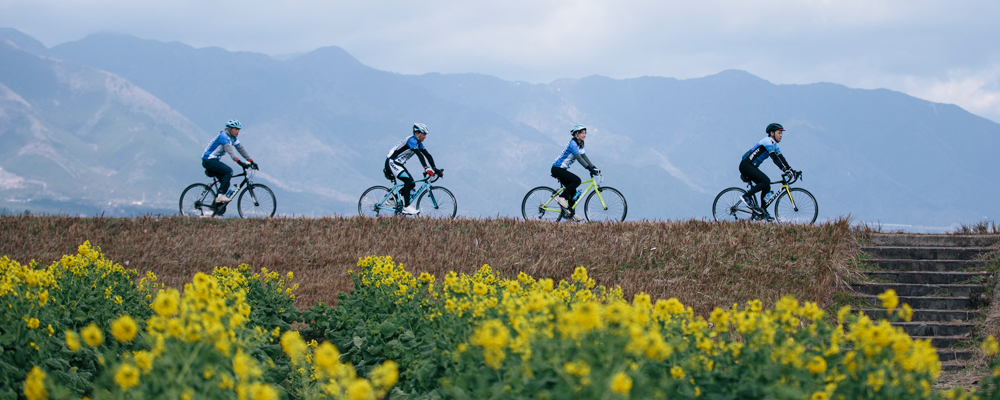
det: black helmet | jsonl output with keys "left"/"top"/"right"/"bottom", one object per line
{"left": 766, "top": 123, "right": 784, "bottom": 134}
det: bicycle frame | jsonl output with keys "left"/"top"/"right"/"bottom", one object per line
{"left": 747, "top": 174, "right": 802, "bottom": 212}
{"left": 197, "top": 169, "right": 253, "bottom": 212}
{"left": 539, "top": 174, "right": 608, "bottom": 213}
{"left": 373, "top": 174, "right": 441, "bottom": 213}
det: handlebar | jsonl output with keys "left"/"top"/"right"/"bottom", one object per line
{"left": 422, "top": 168, "right": 444, "bottom": 183}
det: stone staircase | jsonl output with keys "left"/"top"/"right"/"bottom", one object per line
{"left": 852, "top": 234, "right": 998, "bottom": 370}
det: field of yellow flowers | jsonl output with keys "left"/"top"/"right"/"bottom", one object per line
{"left": 3, "top": 242, "right": 998, "bottom": 399}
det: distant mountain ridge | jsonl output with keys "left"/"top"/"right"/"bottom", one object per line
{"left": 1, "top": 28, "right": 998, "bottom": 227}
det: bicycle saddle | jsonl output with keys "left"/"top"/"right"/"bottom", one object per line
{"left": 740, "top": 174, "right": 752, "bottom": 183}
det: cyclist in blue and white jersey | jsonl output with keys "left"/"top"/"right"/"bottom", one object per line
{"left": 386, "top": 123, "right": 442, "bottom": 215}
{"left": 202, "top": 119, "right": 258, "bottom": 207}
{"left": 739, "top": 123, "right": 799, "bottom": 220}
{"left": 551, "top": 124, "right": 599, "bottom": 222}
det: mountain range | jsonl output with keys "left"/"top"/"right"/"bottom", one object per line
{"left": 1, "top": 28, "right": 998, "bottom": 228}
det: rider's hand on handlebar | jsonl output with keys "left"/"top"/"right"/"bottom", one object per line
{"left": 236, "top": 159, "right": 250, "bottom": 169}
{"left": 434, "top": 168, "right": 444, "bottom": 178}
{"left": 424, "top": 167, "right": 435, "bottom": 177}
{"left": 249, "top": 160, "right": 259, "bottom": 170}
{"left": 588, "top": 166, "right": 600, "bottom": 176}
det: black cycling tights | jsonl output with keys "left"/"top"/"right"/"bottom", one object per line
{"left": 398, "top": 173, "right": 415, "bottom": 206}
{"left": 550, "top": 166, "right": 581, "bottom": 207}
{"left": 739, "top": 159, "right": 771, "bottom": 203}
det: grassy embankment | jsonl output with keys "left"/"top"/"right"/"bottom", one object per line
{"left": 0, "top": 215, "right": 854, "bottom": 315}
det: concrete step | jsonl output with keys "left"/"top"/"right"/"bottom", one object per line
{"left": 859, "top": 308, "right": 981, "bottom": 322}
{"left": 937, "top": 349, "right": 975, "bottom": 362}
{"left": 942, "top": 362, "right": 967, "bottom": 371}
{"left": 868, "top": 234, "right": 999, "bottom": 248}
{"left": 892, "top": 322, "right": 975, "bottom": 337}
{"left": 867, "top": 259, "right": 990, "bottom": 272}
{"left": 862, "top": 246, "right": 993, "bottom": 260}
{"left": 862, "top": 271, "right": 992, "bottom": 285}
{"left": 911, "top": 335, "right": 968, "bottom": 348}
{"left": 850, "top": 282, "right": 985, "bottom": 297}
{"left": 862, "top": 295, "right": 972, "bottom": 310}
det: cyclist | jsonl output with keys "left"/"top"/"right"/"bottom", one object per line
{"left": 552, "top": 124, "right": 599, "bottom": 222}
{"left": 386, "top": 123, "right": 443, "bottom": 215}
{"left": 739, "top": 122, "right": 799, "bottom": 220}
{"left": 202, "top": 119, "right": 258, "bottom": 210}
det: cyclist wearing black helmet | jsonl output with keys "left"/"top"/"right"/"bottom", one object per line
{"left": 202, "top": 119, "right": 258, "bottom": 210}
{"left": 551, "top": 124, "right": 599, "bottom": 222}
{"left": 739, "top": 123, "right": 799, "bottom": 220}
{"left": 386, "top": 123, "right": 442, "bottom": 215}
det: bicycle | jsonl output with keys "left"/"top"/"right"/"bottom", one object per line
{"left": 179, "top": 165, "right": 276, "bottom": 218}
{"left": 712, "top": 171, "right": 817, "bottom": 223}
{"left": 521, "top": 172, "right": 627, "bottom": 222}
{"left": 358, "top": 170, "right": 457, "bottom": 218}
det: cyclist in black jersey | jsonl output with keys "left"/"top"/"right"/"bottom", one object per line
{"left": 385, "top": 123, "right": 442, "bottom": 215}
{"left": 739, "top": 123, "right": 800, "bottom": 220}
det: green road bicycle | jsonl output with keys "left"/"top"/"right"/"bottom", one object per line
{"left": 358, "top": 170, "right": 457, "bottom": 218}
{"left": 521, "top": 173, "right": 627, "bottom": 222}
{"left": 712, "top": 171, "right": 817, "bottom": 223}
{"left": 179, "top": 166, "right": 276, "bottom": 218}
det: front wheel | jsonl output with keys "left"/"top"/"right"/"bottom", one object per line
{"left": 237, "top": 184, "right": 276, "bottom": 218}
{"left": 179, "top": 183, "right": 215, "bottom": 217}
{"left": 359, "top": 186, "right": 394, "bottom": 217}
{"left": 774, "top": 188, "right": 818, "bottom": 224}
{"left": 584, "top": 187, "right": 627, "bottom": 222}
{"left": 712, "top": 187, "right": 754, "bottom": 222}
{"left": 417, "top": 186, "right": 457, "bottom": 218}
{"left": 521, "top": 187, "right": 562, "bottom": 221}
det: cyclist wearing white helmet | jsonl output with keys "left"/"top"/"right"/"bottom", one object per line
{"left": 551, "top": 124, "right": 599, "bottom": 222}
{"left": 739, "top": 123, "right": 799, "bottom": 220}
{"left": 202, "top": 119, "right": 258, "bottom": 208}
{"left": 385, "top": 123, "right": 442, "bottom": 215}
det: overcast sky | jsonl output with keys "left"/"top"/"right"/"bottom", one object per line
{"left": 3, "top": 0, "right": 1000, "bottom": 123}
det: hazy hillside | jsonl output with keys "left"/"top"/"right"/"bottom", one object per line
{"left": 2, "top": 29, "right": 998, "bottom": 227}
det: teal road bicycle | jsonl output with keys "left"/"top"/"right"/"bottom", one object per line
{"left": 358, "top": 170, "right": 457, "bottom": 218}
{"left": 521, "top": 172, "right": 627, "bottom": 222}
{"left": 712, "top": 171, "right": 817, "bottom": 223}
{"left": 179, "top": 165, "right": 276, "bottom": 218}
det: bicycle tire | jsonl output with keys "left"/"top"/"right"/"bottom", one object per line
{"left": 416, "top": 186, "right": 457, "bottom": 218}
{"left": 237, "top": 184, "right": 276, "bottom": 218}
{"left": 713, "top": 187, "right": 755, "bottom": 222}
{"left": 584, "top": 187, "right": 627, "bottom": 222}
{"left": 359, "top": 186, "right": 394, "bottom": 217}
{"left": 521, "top": 187, "right": 562, "bottom": 221}
{"left": 774, "top": 188, "right": 818, "bottom": 224}
{"left": 179, "top": 183, "right": 215, "bottom": 217}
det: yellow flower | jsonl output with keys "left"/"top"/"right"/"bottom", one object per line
{"left": 806, "top": 356, "right": 827, "bottom": 374}
{"left": 877, "top": 289, "right": 899, "bottom": 313}
{"left": 610, "top": 372, "right": 632, "bottom": 394}
{"left": 982, "top": 336, "right": 1000, "bottom": 356}
{"left": 280, "top": 331, "right": 308, "bottom": 364}
{"left": 114, "top": 364, "right": 140, "bottom": 391}
{"left": 38, "top": 290, "right": 48, "bottom": 306}
{"left": 111, "top": 315, "right": 138, "bottom": 343}
{"left": 314, "top": 341, "right": 341, "bottom": 377}
{"left": 670, "top": 366, "right": 685, "bottom": 379}
{"left": 65, "top": 330, "right": 81, "bottom": 352}
{"left": 370, "top": 360, "right": 399, "bottom": 391}
{"left": 811, "top": 392, "right": 828, "bottom": 400}
{"left": 134, "top": 350, "right": 154, "bottom": 373}
{"left": 346, "top": 379, "right": 374, "bottom": 400}
{"left": 81, "top": 323, "right": 104, "bottom": 347}
{"left": 250, "top": 382, "right": 278, "bottom": 400}
{"left": 23, "top": 366, "right": 47, "bottom": 400}
{"left": 26, "top": 318, "right": 40, "bottom": 329}
{"left": 152, "top": 289, "right": 180, "bottom": 317}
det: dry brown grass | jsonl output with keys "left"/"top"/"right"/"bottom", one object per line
{"left": 0, "top": 215, "right": 854, "bottom": 316}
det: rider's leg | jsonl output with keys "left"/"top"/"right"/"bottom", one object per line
{"left": 398, "top": 171, "right": 415, "bottom": 206}
{"left": 203, "top": 159, "right": 233, "bottom": 197}
{"left": 550, "top": 166, "right": 581, "bottom": 207}
{"left": 739, "top": 160, "right": 770, "bottom": 204}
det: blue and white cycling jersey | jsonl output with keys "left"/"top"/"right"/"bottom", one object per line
{"left": 552, "top": 139, "right": 585, "bottom": 169}
{"left": 387, "top": 136, "right": 425, "bottom": 165}
{"left": 742, "top": 137, "right": 781, "bottom": 167}
{"left": 202, "top": 131, "right": 250, "bottom": 161}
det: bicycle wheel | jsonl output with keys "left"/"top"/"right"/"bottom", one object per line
{"left": 774, "top": 188, "right": 818, "bottom": 224}
{"left": 521, "top": 187, "right": 562, "bottom": 221}
{"left": 237, "top": 184, "right": 276, "bottom": 218}
{"left": 359, "top": 186, "right": 394, "bottom": 217}
{"left": 584, "top": 187, "right": 627, "bottom": 222}
{"left": 713, "top": 187, "right": 754, "bottom": 222}
{"left": 416, "top": 186, "right": 457, "bottom": 218}
{"left": 179, "top": 183, "right": 215, "bottom": 217}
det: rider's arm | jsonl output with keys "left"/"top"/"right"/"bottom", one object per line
{"left": 416, "top": 149, "right": 438, "bottom": 170}
{"left": 770, "top": 152, "right": 791, "bottom": 172}
{"left": 222, "top": 142, "right": 243, "bottom": 163}
{"left": 234, "top": 142, "right": 252, "bottom": 162}
{"left": 574, "top": 153, "right": 595, "bottom": 169}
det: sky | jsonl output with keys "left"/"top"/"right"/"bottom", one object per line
{"left": 3, "top": 0, "right": 1000, "bottom": 123}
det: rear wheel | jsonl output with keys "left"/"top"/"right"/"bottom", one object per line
{"left": 359, "top": 186, "right": 394, "bottom": 217}
{"left": 416, "top": 186, "right": 457, "bottom": 218}
{"left": 179, "top": 183, "right": 215, "bottom": 217}
{"left": 237, "top": 184, "right": 276, "bottom": 218}
{"left": 713, "top": 187, "right": 754, "bottom": 222}
{"left": 521, "top": 187, "right": 562, "bottom": 221}
{"left": 774, "top": 188, "right": 818, "bottom": 224}
{"left": 584, "top": 187, "right": 627, "bottom": 222}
